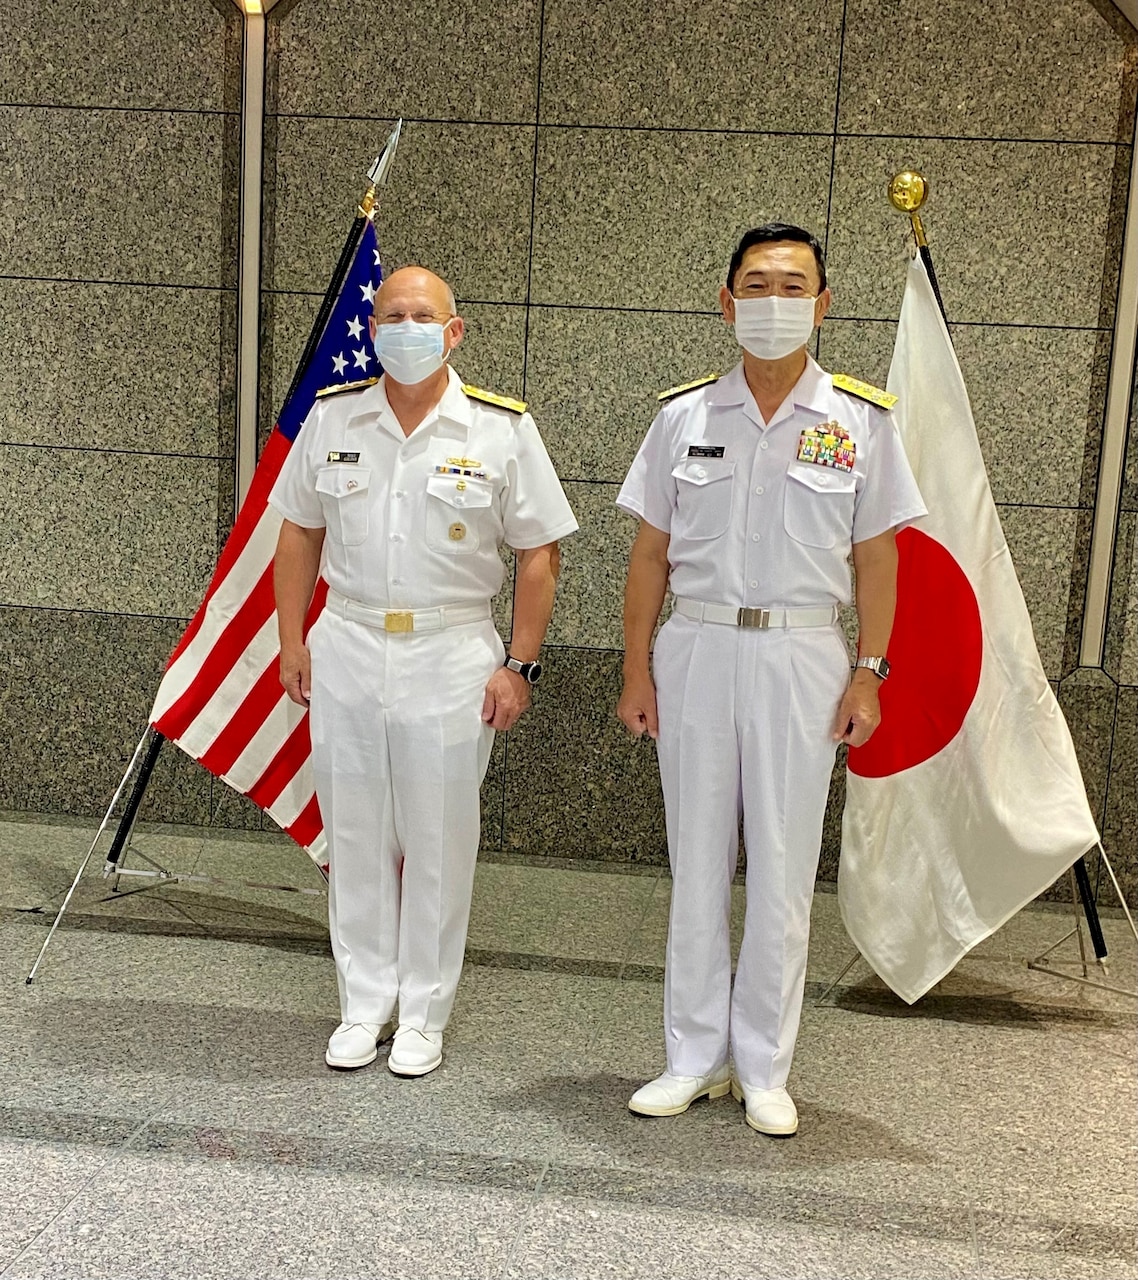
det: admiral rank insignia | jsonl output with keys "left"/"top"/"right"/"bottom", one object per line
{"left": 315, "top": 376, "right": 380, "bottom": 399}
{"left": 658, "top": 373, "right": 720, "bottom": 403}
{"left": 462, "top": 384, "right": 526, "bottom": 414}
{"left": 831, "top": 373, "right": 898, "bottom": 411}
{"left": 797, "top": 420, "right": 856, "bottom": 472}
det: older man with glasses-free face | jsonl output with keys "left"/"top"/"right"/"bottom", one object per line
{"left": 271, "top": 266, "right": 578, "bottom": 1077}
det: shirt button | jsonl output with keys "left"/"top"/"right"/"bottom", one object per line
{"left": 752, "top": 533, "right": 761, "bottom": 542}
{"left": 759, "top": 441, "right": 769, "bottom": 450}
{"left": 755, "top": 486, "right": 764, "bottom": 495}
{"left": 394, "top": 490, "right": 405, "bottom": 499}
{"left": 392, "top": 577, "right": 403, "bottom": 586}
{"left": 749, "top": 580, "right": 759, "bottom": 588}
{"left": 389, "top": 532, "right": 402, "bottom": 542}
{"left": 695, "top": 467, "right": 708, "bottom": 479}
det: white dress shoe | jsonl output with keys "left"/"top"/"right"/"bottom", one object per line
{"left": 628, "top": 1067, "right": 731, "bottom": 1117}
{"left": 325, "top": 1020, "right": 394, "bottom": 1070}
{"left": 731, "top": 1079, "right": 799, "bottom": 1136}
{"left": 387, "top": 1026, "right": 443, "bottom": 1077}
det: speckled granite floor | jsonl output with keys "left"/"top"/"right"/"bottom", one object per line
{"left": 1, "top": 813, "right": 1135, "bottom": 1280}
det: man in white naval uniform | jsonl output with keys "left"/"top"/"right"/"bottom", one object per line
{"left": 271, "top": 266, "right": 578, "bottom": 1077}
{"left": 616, "top": 224, "right": 925, "bottom": 1135}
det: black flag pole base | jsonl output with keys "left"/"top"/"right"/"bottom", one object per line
{"left": 1027, "top": 845, "right": 1137, "bottom": 999}
{"left": 25, "top": 726, "right": 156, "bottom": 984}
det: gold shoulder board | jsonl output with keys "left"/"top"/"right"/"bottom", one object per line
{"left": 832, "top": 373, "right": 898, "bottom": 411}
{"left": 657, "top": 373, "right": 720, "bottom": 403}
{"left": 315, "top": 376, "right": 380, "bottom": 399}
{"left": 462, "top": 384, "right": 527, "bottom": 414}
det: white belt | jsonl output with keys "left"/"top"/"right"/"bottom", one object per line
{"left": 674, "top": 597, "right": 839, "bottom": 630}
{"left": 326, "top": 590, "right": 491, "bottom": 634}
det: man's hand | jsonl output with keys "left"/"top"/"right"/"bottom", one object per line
{"left": 618, "top": 670, "right": 659, "bottom": 740}
{"left": 280, "top": 642, "right": 312, "bottom": 707}
{"left": 482, "top": 667, "right": 531, "bottom": 731}
{"left": 833, "top": 670, "right": 882, "bottom": 747}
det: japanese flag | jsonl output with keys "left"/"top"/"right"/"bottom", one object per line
{"left": 838, "top": 254, "right": 1099, "bottom": 1004}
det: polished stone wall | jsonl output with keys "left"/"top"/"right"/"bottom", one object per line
{"left": 0, "top": 0, "right": 245, "bottom": 825}
{"left": 2, "top": 0, "right": 1136, "bottom": 908}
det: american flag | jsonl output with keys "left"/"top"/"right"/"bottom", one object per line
{"left": 148, "top": 216, "right": 384, "bottom": 867}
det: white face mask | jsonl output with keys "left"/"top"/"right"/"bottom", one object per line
{"left": 373, "top": 318, "right": 453, "bottom": 385}
{"left": 733, "top": 295, "right": 816, "bottom": 361}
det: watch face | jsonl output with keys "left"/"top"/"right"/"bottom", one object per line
{"left": 526, "top": 661, "right": 543, "bottom": 685}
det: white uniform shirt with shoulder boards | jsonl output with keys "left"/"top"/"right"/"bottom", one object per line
{"left": 269, "top": 366, "right": 579, "bottom": 609}
{"left": 616, "top": 358, "right": 926, "bottom": 609}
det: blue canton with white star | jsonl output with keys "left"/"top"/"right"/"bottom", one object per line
{"left": 277, "top": 220, "right": 385, "bottom": 443}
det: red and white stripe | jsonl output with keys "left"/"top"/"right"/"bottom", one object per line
{"left": 149, "top": 429, "right": 329, "bottom": 865}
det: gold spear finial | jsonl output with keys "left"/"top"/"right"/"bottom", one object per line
{"left": 888, "top": 171, "right": 929, "bottom": 248}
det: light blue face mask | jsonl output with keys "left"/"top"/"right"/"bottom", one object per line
{"left": 372, "top": 318, "right": 452, "bottom": 385}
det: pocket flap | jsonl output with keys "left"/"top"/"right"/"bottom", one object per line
{"left": 316, "top": 465, "right": 371, "bottom": 498}
{"left": 786, "top": 463, "right": 855, "bottom": 495}
{"left": 671, "top": 457, "right": 736, "bottom": 487}
{"left": 426, "top": 473, "right": 494, "bottom": 509}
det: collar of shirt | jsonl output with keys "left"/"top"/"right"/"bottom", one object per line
{"left": 367, "top": 365, "right": 473, "bottom": 443}
{"left": 707, "top": 357, "right": 833, "bottom": 430}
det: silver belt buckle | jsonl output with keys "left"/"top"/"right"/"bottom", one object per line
{"left": 737, "top": 607, "right": 770, "bottom": 629}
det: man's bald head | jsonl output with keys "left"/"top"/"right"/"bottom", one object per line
{"left": 373, "top": 266, "right": 456, "bottom": 323}
{"left": 368, "top": 265, "right": 464, "bottom": 379}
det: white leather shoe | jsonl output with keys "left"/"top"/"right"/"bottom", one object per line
{"left": 387, "top": 1026, "right": 443, "bottom": 1077}
{"left": 731, "top": 1079, "right": 799, "bottom": 1136}
{"left": 628, "top": 1067, "right": 731, "bottom": 1116}
{"left": 325, "top": 1020, "right": 394, "bottom": 1070}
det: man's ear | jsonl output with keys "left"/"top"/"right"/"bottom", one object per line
{"left": 446, "top": 316, "right": 465, "bottom": 351}
{"left": 719, "top": 285, "right": 735, "bottom": 325}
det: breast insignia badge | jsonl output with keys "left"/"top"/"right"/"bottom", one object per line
{"left": 449, "top": 522, "right": 467, "bottom": 542}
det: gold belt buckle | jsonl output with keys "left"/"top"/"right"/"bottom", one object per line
{"left": 737, "top": 608, "right": 771, "bottom": 629}
{"left": 384, "top": 611, "right": 414, "bottom": 633}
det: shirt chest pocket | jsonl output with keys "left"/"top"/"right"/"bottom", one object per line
{"left": 425, "top": 474, "right": 494, "bottom": 555}
{"left": 783, "top": 463, "right": 856, "bottom": 549}
{"left": 315, "top": 465, "right": 372, "bottom": 546}
{"left": 671, "top": 458, "right": 736, "bottom": 541}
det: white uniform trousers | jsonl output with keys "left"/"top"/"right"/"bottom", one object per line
{"left": 307, "top": 609, "right": 501, "bottom": 1030}
{"left": 653, "top": 613, "right": 849, "bottom": 1090}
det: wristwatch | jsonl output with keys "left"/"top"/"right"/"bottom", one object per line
{"left": 504, "top": 655, "right": 543, "bottom": 685}
{"left": 854, "top": 655, "right": 890, "bottom": 680}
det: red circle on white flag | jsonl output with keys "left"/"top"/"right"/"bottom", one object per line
{"left": 848, "top": 527, "right": 983, "bottom": 778}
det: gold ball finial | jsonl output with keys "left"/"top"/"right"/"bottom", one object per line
{"left": 889, "top": 171, "right": 928, "bottom": 213}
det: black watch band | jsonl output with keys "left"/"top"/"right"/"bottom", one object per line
{"left": 504, "top": 655, "right": 543, "bottom": 685}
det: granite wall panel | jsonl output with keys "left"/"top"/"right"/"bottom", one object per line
{"left": 838, "top": 0, "right": 1136, "bottom": 143}
{"left": 538, "top": 0, "right": 844, "bottom": 131}
{"left": 0, "top": 606, "right": 211, "bottom": 824}
{"left": 0, "top": 0, "right": 240, "bottom": 112}
{"left": 0, "top": 279, "right": 231, "bottom": 456}
{"left": 529, "top": 129, "right": 833, "bottom": 311}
